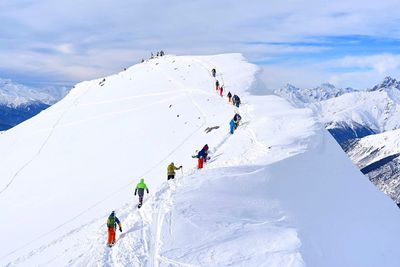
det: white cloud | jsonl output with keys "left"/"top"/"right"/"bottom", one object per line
{"left": 259, "top": 54, "right": 400, "bottom": 90}
{"left": 55, "top": 43, "right": 74, "bottom": 54}
{"left": 1, "top": 0, "right": 400, "bottom": 88}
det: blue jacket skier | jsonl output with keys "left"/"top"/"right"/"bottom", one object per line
{"left": 230, "top": 119, "right": 235, "bottom": 134}
{"left": 232, "top": 95, "right": 241, "bottom": 107}
{"left": 197, "top": 144, "right": 209, "bottom": 162}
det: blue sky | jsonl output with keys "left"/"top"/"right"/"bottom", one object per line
{"left": 1, "top": 0, "right": 400, "bottom": 90}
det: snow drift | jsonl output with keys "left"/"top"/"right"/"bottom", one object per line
{"left": 1, "top": 54, "right": 400, "bottom": 267}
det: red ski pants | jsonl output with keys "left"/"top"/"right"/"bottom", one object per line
{"left": 198, "top": 158, "right": 204, "bottom": 169}
{"left": 108, "top": 227, "right": 116, "bottom": 245}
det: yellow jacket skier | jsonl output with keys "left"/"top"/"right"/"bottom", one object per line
{"left": 167, "top": 162, "right": 182, "bottom": 180}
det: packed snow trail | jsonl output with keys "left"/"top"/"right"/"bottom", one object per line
{"left": 2, "top": 54, "right": 400, "bottom": 267}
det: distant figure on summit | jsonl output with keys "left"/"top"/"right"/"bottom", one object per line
{"left": 135, "top": 179, "right": 149, "bottom": 208}
{"left": 167, "top": 162, "right": 182, "bottom": 180}
{"left": 106, "top": 211, "right": 122, "bottom": 247}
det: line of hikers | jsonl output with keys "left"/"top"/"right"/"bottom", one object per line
{"left": 214, "top": 81, "right": 241, "bottom": 108}
{"left": 106, "top": 66, "right": 243, "bottom": 247}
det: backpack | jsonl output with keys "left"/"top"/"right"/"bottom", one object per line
{"left": 107, "top": 215, "right": 115, "bottom": 228}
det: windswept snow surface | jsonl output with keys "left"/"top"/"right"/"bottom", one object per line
{"left": 1, "top": 54, "right": 400, "bottom": 267}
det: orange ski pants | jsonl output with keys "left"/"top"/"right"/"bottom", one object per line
{"left": 108, "top": 227, "right": 116, "bottom": 245}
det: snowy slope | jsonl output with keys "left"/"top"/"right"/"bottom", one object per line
{"left": 347, "top": 128, "right": 400, "bottom": 168}
{"left": 1, "top": 54, "right": 400, "bottom": 267}
{"left": 275, "top": 77, "right": 400, "bottom": 207}
{"left": 347, "top": 129, "right": 400, "bottom": 203}
{"left": 0, "top": 53, "right": 257, "bottom": 265}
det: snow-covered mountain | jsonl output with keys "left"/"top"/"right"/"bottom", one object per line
{"left": 275, "top": 76, "right": 400, "bottom": 208}
{"left": 0, "top": 102, "right": 50, "bottom": 131}
{"left": 0, "top": 54, "right": 399, "bottom": 266}
{"left": 346, "top": 129, "right": 400, "bottom": 204}
{"left": 275, "top": 76, "right": 400, "bottom": 146}
{"left": 309, "top": 77, "right": 400, "bottom": 146}
{"left": 274, "top": 83, "right": 356, "bottom": 107}
{"left": 369, "top": 76, "right": 400, "bottom": 92}
{"left": 0, "top": 78, "right": 69, "bottom": 130}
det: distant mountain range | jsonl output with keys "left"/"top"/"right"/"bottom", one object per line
{"left": 0, "top": 78, "right": 69, "bottom": 130}
{"left": 274, "top": 83, "right": 357, "bottom": 107}
{"left": 275, "top": 76, "right": 400, "bottom": 206}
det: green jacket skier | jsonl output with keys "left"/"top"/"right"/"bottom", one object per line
{"left": 135, "top": 179, "right": 149, "bottom": 208}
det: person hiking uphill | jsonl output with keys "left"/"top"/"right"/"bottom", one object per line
{"left": 197, "top": 144, "right": 209, "bottom": 169}
{"left": 227, "top": 92, "right": 232, "bottom": 102}
{"left": 232, "top": 95, "right": 241, "bottom": 108}
{"left": 230, "top": 119, "right": 235, "bottom": 134}
{"left": 168, "top": 162, "right": 182, "bottom": 180}
{"left": 215, "top": 80, "right": 220, "bottom": 91}
{"left": 106, "top": 211, "right": 122, "bottom": 247}
{"left": 233, "top": 113, "right": 242, "bottom": 129}
{"left": 219, "top": 85, "right": 223, "bottom": 97}
{"left": 211, "top": 68, "right": 216, "bottom": 77}
{"left": 135, "top": 179, "right": 149, "bottom": 208}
